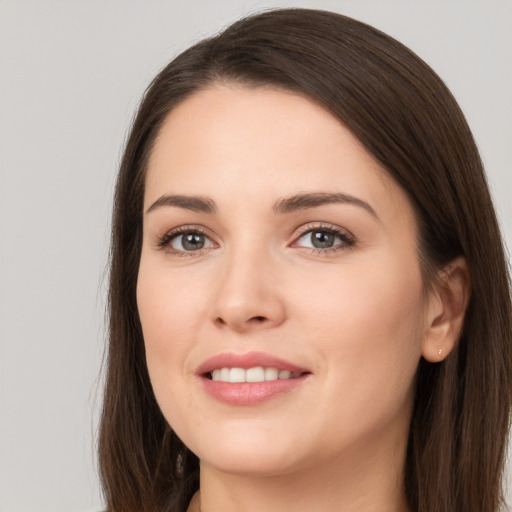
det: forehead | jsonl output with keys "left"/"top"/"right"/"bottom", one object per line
{"left": 145, "top": 84, "right": 414, "bottom": 225}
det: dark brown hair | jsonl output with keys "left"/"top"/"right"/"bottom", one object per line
{"left": 98, "top": 8, "right": 512, "bottom": 512}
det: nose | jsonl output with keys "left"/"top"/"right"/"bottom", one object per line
{"left": 211, "top": 247, "right": 286, "bottom": 333}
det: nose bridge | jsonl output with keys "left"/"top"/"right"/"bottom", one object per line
{"left": 212, "top": 236, "right": 285, "bottom": 332}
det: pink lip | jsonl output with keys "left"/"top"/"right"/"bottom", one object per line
{"left": 196, "top": 351, "right": 311, "bottom": 406}
{"left": 196, "top": 351, "right": 309, "bottom": 375}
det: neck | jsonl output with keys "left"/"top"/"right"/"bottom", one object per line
{"left": 190, "top": 432, "right": 410, "bottom": 512}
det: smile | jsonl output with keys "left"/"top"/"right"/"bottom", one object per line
{"left": 197, "top": 352, "right": 311, "bottom": 405}
{"left": 210, "top": 367, "right": 303, "bottom": 383}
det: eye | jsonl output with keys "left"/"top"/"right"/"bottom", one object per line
{"left": 293, "top": 225, "right": 355, "bottom": 251}
{"left": 156, "top": 227, "right": 216, "bottom": 254}
{"left": 170, "top": 231, "right": 214, "bottom": 251}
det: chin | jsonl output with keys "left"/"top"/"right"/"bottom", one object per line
{"left": 199, "top": 447, "right": 303, "bottom": 478}
{"left": 182, "top": 423, "right": 308, "bottom": 477}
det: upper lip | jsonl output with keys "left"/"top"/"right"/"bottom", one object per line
{"left": 196, "top": 351, "right": 310, "bottom": 376}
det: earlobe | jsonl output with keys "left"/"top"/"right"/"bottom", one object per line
{"left": 422, "top": 257, "right": 471, "bottom": 363}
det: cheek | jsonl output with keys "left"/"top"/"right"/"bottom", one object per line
{"left": 300, "top": 255, "right": 425, "bottom": 338}
{"left": 136, "top": 259, "right": 210, "bottom": 417}
{"left": 137, "top": 259, "right": 209, "bottom": 352}
{"left": 297, "top": 256, "right": 425, "bottom": 416}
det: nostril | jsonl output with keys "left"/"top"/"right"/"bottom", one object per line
{"left": 213, "top": 313, "right": 277, "bottom": 331}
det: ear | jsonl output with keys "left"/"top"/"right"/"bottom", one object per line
{"left": 422, "top": 257, "right": 471, "bottom": 362}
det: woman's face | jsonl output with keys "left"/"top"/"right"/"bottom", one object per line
{"left": 137, "top": 84, "right": 430, "bottom": 477}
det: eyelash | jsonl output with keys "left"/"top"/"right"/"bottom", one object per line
{"left": 155, "top": 223, "right": 356, "bottom": 257}
{"left": 292, "top": 223, "right": 356, "bottom": 254}
{"left": 155, "top": 225, "right": 214, "bottom": 257}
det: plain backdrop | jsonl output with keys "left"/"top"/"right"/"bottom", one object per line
{"left": 0, "top": 1, "right": 510, "bottom": 511}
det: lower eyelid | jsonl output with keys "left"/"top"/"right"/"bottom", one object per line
{"left": 153, "top": 224, "right": 354, "bottom": 253}
{"left": 171, "top": 232, "right": 215, "bottom": 250}
{"left": 292, "top": 225, "right": 355, "bottom": 247}
{"left": 154, "top": 225, "right": 213, "bottom": 248}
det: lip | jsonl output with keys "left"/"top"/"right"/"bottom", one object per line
{"left": 196, "top": 351, "right": 309, "bottom": 375}
{"left": 196, "top": 351, "right": 311, "bottom": 406}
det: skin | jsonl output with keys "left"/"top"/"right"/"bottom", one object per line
{"left": 137, "top": 84, "right": 469, "bottom": 512}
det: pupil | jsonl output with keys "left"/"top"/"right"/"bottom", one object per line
{"left": 183, "top": 233, "right": 205, "bottom": 250}
{"left": 312, "top": 231, "right": 334, "bottom": 249}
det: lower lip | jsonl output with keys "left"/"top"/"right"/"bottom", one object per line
{"left": 200, "top": 374, "right": 309, "bottom": 406}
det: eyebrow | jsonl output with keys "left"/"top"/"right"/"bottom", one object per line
{"left": 272, "top": 192, "right": 379, "bottom": 220}
{"left": 146, "top": 191, "right": 378, "bottom": 220}
{"left": 146, "top": 194, "right": 217, "bottom": 214}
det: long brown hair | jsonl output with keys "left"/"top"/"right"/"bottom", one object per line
{"left": 98, "top": 8, "right": 512, "bottom": 512}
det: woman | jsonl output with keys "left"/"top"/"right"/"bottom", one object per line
{"left": 98, "top": 8, "right": 512, "bottom": 512}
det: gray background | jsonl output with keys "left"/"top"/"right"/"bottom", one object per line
{"left": 0, "top": 1, "right": 510, "bottom": 511}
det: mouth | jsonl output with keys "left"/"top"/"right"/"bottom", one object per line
{"left": 207, "top": 367, "right": 305, "bottom": 382}
{"left": 197, "top": 352, "right": 311, "bottom": 405}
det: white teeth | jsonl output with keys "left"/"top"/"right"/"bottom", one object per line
{"left": 210, "top": 366, "right": 301, "bottom": 383}
{"left": 220, "top": 367, "right": 230, "bottom": 381}
{"left": 229, "top": 367, "right": 246, "bottom": 383}
{"left": 246, "top": 366, "right": 265, "bottom": 382}
{"left": 264, "top": 367, "right": 279, "bottom": 381}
